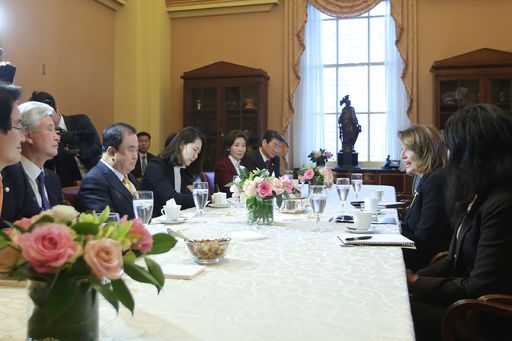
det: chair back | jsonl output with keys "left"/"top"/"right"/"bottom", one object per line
{"left": 62, "top": 185, "right": 80, "bottom": 209}
{"left": 202, "top": 172, "right": 215, "bottom": 195}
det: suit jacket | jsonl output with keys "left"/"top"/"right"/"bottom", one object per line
{"left": 241, "top": 148, "right": 280, "bottom": 177}
{"left": 214, "top": 155, "right": 238, "bottom": 197}
{"left": 131, "top": 152, "right": 156, "bottom": 179}
{"left": 410, "top": 188, "right": 512, "bottom": 306}
{"left": 141, "top": 157, "right": 195, "bottom": 216}
{"left": 77, "top": 161, "right": 140, "bottom": 219}
{"left": 1, "top": 163, "right": 63, "bottom": 227}
{"left": 401, "top": 169, "right": 451, "bottom": 271}
{"left": 45, "top": 114, "right": 101, "bottom": 187}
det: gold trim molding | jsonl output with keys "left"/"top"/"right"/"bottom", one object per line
{"left": 166, "top": 0, "right": 279, "bottom": 18}
{"left": 95, "top": 0, "right": 126, "bottom": 11}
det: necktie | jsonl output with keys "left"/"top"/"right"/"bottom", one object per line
{"left": 123, "top": 176, "right": 134, "bottom": 194}
{"left": 264, "top": 159, "right": 271, "bottom": 169}
{"left": 37, "top": 171, "right": 51, "bottom": 210}
{"left": 0, "top": 177, "right": 4, "bottom": 214}
{"left": 141, "top": 155, "right": 147, "bottom": 175}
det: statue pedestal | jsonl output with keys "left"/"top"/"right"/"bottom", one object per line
{"left": 334, "top": 151, "right": 360, "bottom": 171}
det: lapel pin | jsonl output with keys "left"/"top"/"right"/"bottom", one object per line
{"left": 5, "top": 187, "right": 10, "bottom": 192}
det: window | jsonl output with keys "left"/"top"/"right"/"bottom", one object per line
{"left": 321, "top": 1, "right": 388, "bottom": 162}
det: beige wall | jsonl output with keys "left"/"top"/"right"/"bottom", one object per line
{"left": 169, "top": 4, "right": 284, "bottom": 135}
{"left": 0, "top": 0, "right": 115, "bottom": 135}
{"left": 417, "top": 0, "right": 512, "bottom": 124}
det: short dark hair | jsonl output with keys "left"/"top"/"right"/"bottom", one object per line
{"left": 224, "top": 130, "right": 248, "bottom": 153}
{"left": 137, "top": 131, "right": 151, "bottom": 140}
{"left": 160, "top": 126, "right": 206, "bottom": 177}
{"left": 261, "top": 129, "right": 286, "bottom": 145}
{"left": 102, "top": 123, "right": 137, "bottom": 152}
{"left": 0, "top": 82, "right": 22, "bottom": 133}
{"left": 444, "top": 104, "right": 512, "bottom": 222}
{"left": 29, "top": 91, "right": 56, "bottom": 110}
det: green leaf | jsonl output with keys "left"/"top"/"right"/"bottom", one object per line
{"left": 111, "top": 279, "right": 134, "bottom": 314}
{"left": 90, "top": 277, "right": 119, "bottom": 313}
{"left": 97, "top": 207, "right": 110, "bottom": 224}
{"left": 276, "top": 194, "right": 283, "bottom": 208}
{"left": 147, "top": 233, "right": 177, "bottom": 255}
{"left": 123, "top": 250, "right": 137, "bottom": 264}
{"left": 71, "top": 222, "right": 100, "bottom": 235}
{"left": 28, "top": 215, "right": 55, "bottom": 231}
{"left": 123, "top": 263, "right": 162, "bottom": 290}
{"left": 144, "top": 257, "right": 165, "bottom": 288}
{"left": 45, "top": 273, "right": 78, "bottom": 321}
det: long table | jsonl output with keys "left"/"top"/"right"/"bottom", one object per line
{"left": 0, "top": 185, "right": 415, "bottom": 340}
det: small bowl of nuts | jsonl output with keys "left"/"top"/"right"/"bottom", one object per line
{"left": 185, "top": 237, "right": 231, "bottom": 265}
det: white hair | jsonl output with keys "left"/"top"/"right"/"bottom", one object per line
{"left": 18, "top": 101, "right": 55, "bottom": 130}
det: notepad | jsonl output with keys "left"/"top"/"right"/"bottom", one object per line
{"left": 338, "top": 234, "right": 415, "bottom": 248}
{"left": 161, "top": 264, "right": 205, "bottom": 280}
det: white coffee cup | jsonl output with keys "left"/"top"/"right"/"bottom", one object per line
{"left": 212, "top": 192, "right": 227, "bottom": 205}
{"left": 353, "top": 211, "right": 373, "bottom": 230}
{"left": 372, "top": 190, "right": 384, "bottom": 202}
{"left": 160, "top": 204, "right": 181, "bottom": 221}
{"left": 364, "top": 197, "right": 380, "bottom": 213}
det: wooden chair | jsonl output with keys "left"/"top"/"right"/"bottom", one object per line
{"left": 442, "top": 294, "right": 512, "bottom": 341}
{"left": 62, "top": 185, "right": 80, "bottom": 208}
{"left": 201, "top": 171, "right": 215, "bottom": 195}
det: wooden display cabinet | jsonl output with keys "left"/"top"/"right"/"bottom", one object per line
{"left": 431, "top": 48, "right": 512, "bottom": 129}
{"left": 334, "top": 168, "right": 413, "bottom": 198}
{"left": 182, "top": 61, "right": 269, "bottom": 171}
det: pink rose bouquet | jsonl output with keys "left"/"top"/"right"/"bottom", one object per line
{"left": 0, "top": 205, "right": 176, "bottom": 321}
{"left": 298, "top": 165, "right": 334, "bottom": 188}
{"left": 308, "top": 148, "right": 333, "bottom": 165}
{"left": 229, "top": 168, "right": 295, "bottom": 224}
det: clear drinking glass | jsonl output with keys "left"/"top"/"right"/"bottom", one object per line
{"left": 192, "top": 182, "right": 209, "bottom": 215}
{"left": 336, "top": 178, "right": 350, "bottom": 214}
{"left": 230, "top": 176, "right": 241, "bottom": 208}
{"left": 309, "top": 185, "right": 327, "bottom": 232}
{"left": 106, "top": 212, "right": 120, "bottom": 223}
{"left": 351, "top": 173, "right": 363, "bottom": 200}
{"left": 132, "top": 190, "right": 154, "bottom": 224}
{"left": 284, "top": 169, "right": 294, "bottom": 180}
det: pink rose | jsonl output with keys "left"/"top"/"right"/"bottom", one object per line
{"left": 256, "top": 181, "right": 273, "bottom": 198}
{"left": 84, "top": 239, "right": 123, "bottom": 280}
{"left": 18, "top": 224, "right": 78, "bottom": 274}
{"left": 325, "top": 151, "right": 333, "bottom": 158}
{"left": 0, "top": 246, "right": 21, "bottom": 273}
{"left": 128, "top": 218, "right": 153, "bottom": 253}
{"left": 304, "top": 169, "right": 315, "bottom": 180}
{"left": 13, "top": 218, "right": 32, "bottom": 230}
{"left": 314, "top": 151, "right": 321, "bottom": 158}
{"left": 279, "top": 176, "right": 294, "bottom": 194}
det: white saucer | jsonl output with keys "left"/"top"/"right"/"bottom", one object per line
{"left": 344, "top": 226, "right": 375, "bottom": 234}
{"left": 208, "top": 203, "right": 230, "bottom": 208}
{"left": 154, "top": 217, "right": 186, "bottom": 225}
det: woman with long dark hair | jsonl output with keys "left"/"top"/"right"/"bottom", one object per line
{"left": 142, "top": 127, "right": 206, "bottom": 215}
{"left": 407, "top": 104, "right": 512, "bottom": 340}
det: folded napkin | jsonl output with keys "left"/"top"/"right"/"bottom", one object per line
{"left": 0, "top": 276, "right": 27, "bottom": 288}
{"left": 160, "top": 264, "right": 205, "bottom": 280}
{"left": 228, "top": 230, "right": 269, "bottom": 241}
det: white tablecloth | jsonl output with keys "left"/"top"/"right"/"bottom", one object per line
{"left": 0, "top": 185, "right": 415, "bottom": 341}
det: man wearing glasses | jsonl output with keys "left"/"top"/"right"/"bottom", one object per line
{"left": 0, "top": 101, "right": 63, "bottom": 226}
{"left": 242, "top": 129, "right": 285, "bottom": 177}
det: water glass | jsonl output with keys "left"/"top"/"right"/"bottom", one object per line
{"left": 106, "top": 212, "right": 120, "bottom": 223}
{"left": 192, "top": 182, "right": 209, "bottom": 215}
{"left": 132, "top": 190, "right": 154, "bottom": 224}
{"left": 309, "top": 185, "right": 327, "bottom": 231}
{"left": 351, "top": 173, "right": 363, "bottom": 200}
{"left": 336, "top": 178, "right": 350, "bottom": 213}
{"left": 230, "top": 176, "right": 241, "bottom": 208}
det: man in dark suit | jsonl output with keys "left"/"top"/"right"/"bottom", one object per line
{"left": 131, "top": 131, "right": 156, "bottom": 179}
{"left": 1, "top": 101, "right": 63, "bottom": 226}
{"left": 241, "top": 129, "right": 285, "bottom": 177}
{"left": 30, "top": 91, "right": 101, "bottom": 187}
{"left": 77, "top": 123, "right": 140, "bottom": 219}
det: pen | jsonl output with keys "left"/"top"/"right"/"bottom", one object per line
{"left": 345, "top": 236, "right": 372, "bottom": 241}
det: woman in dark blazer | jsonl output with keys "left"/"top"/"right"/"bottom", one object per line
{"left": 214, "top": 130, "right": 247, "bottom": 197}
{"left": 141, "top": 127, "right": 206, "bottom": 216}
{"left": 407, "top": 104, "right": 512, "bottom": 341}
{"left": 398, "top": 125, "right": 450, "bottom": 271}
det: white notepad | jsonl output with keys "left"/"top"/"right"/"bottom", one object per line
{"left": 338, "top": 234, "right": 415, "bottom": 248}
{"left": 228, "top": 230, "right": 269, "bottom": 241}
{"left": 161, "top": 264, "right": 205, "bottom": 280}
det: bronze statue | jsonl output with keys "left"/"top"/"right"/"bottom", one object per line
{"left": 338, "top": 95, "right": 361, "bottom": 152}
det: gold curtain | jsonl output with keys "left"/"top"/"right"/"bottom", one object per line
{"left": 282, "top": 0, "right": 418, "bottom": 135}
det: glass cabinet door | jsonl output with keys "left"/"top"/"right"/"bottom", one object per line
{"left": 439, "top": 79, "right": 479, "bottom": 127}
{"left": 224, "top": 85, "right": 260, "bottom": 150}
{"left": 490, "top": 78, "right": 512, "bottom": 112}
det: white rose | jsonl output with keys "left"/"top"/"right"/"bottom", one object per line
{"left": 51, "top": 205, "right": 79, "bottom": 223}
{"left": 253, "top": 176, "right": 263, "bottom": 184}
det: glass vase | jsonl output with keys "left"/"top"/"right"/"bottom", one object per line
{"left": 27, "top": 279, "right": 99, "bottom": 341}
{"left": 247, "top": 198, "right": 274, "bottom": 226}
